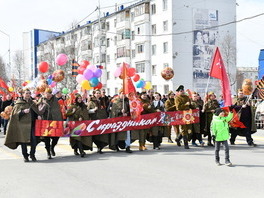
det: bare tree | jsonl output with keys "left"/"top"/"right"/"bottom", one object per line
{"left": 12, "top": 50, "right": 24, "bottom": 86}
{"left": 220, "top": 33, "right": 237, "bottom": 92}
{"left": 0, "top": 56, "right": 8, "bottom": 81}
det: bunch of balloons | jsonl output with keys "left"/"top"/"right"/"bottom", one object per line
{"left": 75, "top": 60, "right": 103, "bottom": 90}
{"left": 114, "top": 64, "right": 152, "bottom": 90}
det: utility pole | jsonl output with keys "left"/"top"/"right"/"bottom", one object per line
{"left": 0, "top": 30, "right": 11, "bottom": 72}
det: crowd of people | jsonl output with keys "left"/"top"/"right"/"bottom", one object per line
{"left": 0, "top": 85, "right": 258, "bottom": 165}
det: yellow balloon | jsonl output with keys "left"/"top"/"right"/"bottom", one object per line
{"left": 8, "top": 87, "right": 14, "bottom": 92}
{"left": 26, "top": 80, "right": 31, "bottom": 83}
{"left": 144, "top": 82, "right": 152, "bottom": 90}
{"left": 81, "top": 80, "right": 92, "bottom": 90}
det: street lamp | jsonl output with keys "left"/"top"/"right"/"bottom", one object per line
{"left": 0, "top": 29, "right": 11, "bottom": 69}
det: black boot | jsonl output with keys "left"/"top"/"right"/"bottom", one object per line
{"left": 183, "top": 136, "right": 189, "bottom": 149}
{"left": 30, "top": 154, "right": 37, "bottom": 162}
{"left": 125, "top": 146, "right": 133, "bottom": 153}
{"left": 168, "top": 136, "right": 173, "bottom": 143}
{"left": 50, "top": 146, "right": 56, "bottom": 156}
{"left": 175, "top": 134, "right": 182, "bottom": 147}
{"left": 46, "top": 150, "right": 52, "bottom": 159}
{"left": 74, "top": 148, "right": 79, "bottom": 155}
{"left": 24, "top": 155, "right": 29, "bottom": 162}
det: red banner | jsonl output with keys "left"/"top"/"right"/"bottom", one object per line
{"left": 35, "top": 110, "right": 199, "bottom": 137}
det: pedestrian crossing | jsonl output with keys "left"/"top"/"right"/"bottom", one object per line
{"left": 0, "top": 135, "right": 263, "bottom": 161}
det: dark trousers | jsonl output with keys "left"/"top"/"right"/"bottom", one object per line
{"left": 230, "top": 128, "right": 253, "bottom": 145}
{"left": 44, "top": 137, "right": 60, "bottom": 152}
{"left": 3, "top": 119, "right": 8, "bottom": 135}
{"left": 215, "top": 140, "right": 230, "bottom": 162}
{"left": 21, "top": 129, "right": 37, "bottom": 158}
{"left": 192, "top": 133, "right": 202, "bottom": 143}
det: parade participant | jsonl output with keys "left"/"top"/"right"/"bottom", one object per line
{"left": 190, "top": 92, "right": 205, "bottom": 146}
{"left": 0, "top": 96, "right": 3, "bottom": 132}
{"left": 66, "top": 94, "right": 92, "bottom": 157}
{"left": 151, "top": 92, "right": 165, "bottom": 149}
{"left": 109, "top": 89, "right": 132, "bottom": 153}
{"left": 40, "top": 88, "right": 63, "bottom": 159}
{"left": 202, "top": 92, "right": 220, "bottom": 146}
{"left": 1, "top": 94, "right": 14, "bottom": 135}
{"left": 55, "top": 89, "right": 66, "bottom": 121}
{"left": 88, "top": 89, "right": 109, "bottom": 154}
{"left": 100, "top": 89, "right": 110, "bottom": 117}
{"left": 147, "top": 89, "right": 155, "bottom": 103}
{"left": 230, "top": 89, "right": 257, "bottom": 146}
{"left": 164, "top": 91, "right": 178, "bottom": 143}
{"left": 211, "top": 108, "right": 233, "bottom": 166}
{"left": 175, "top": 85, "right": 194, "bottom": 149}
{"left": 4, "top": 88, "right": 40, "bottom": 162}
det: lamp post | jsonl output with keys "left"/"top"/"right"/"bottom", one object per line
{"left": 0, "top": 30, "right": 11, "bottom": 69}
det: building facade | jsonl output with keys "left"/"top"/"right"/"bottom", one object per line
{"left": 33, "top": 0, "right": 236, "bottom": 96}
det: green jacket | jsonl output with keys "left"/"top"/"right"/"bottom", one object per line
{"left": 211, "top": 112, "right": 233, "bottom": 141}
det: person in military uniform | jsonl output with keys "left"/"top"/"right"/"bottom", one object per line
{"left": 109, "top": 89, "right": 132, "bottom": 153}
{"left": 202, "top": 92, "right": 220, "bottom": 146}
{"left": 230, "top": 89, "right": 257, "bottom": 146}
{"left": 175, "top": 85, "right": 194, "bottom": 149}
{"left": 66, "top": 94, "right": 93, "bottom": 157}
{"left": 4, "top": 88, "right": 40, "bottom": 162}
{"left": 164, "top": 91, "right": 178, "bottom": 143}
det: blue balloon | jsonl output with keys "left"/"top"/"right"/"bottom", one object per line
{"left": 47, "top": 78, "right": 52, "bottom": 85}
{"left": 89, "top": 77, "right": 99, "bottom": 87}
{"left": 136, "top": 80, "right": 143, "bottom": 88}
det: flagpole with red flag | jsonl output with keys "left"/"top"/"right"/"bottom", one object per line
{"left": 209, "top": 47, "right": 232, "bottom": 106}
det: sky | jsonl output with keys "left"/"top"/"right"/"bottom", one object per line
{"left": 1, "top": 0, "right": 264, "bottom": 68}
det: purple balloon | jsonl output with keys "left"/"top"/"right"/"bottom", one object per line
{"left": 93, "top": 69, "right": 102, "bottom": 78}
{"left": 83, "top": 69, "right": 93, "bottom": 80}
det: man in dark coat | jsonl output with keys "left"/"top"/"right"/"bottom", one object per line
{"left": 4, "top": 89, "right": 40, "bottom": 162}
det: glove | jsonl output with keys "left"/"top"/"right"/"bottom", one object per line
{"left": 212, "top": 135, "right": 216, "bottom": 141}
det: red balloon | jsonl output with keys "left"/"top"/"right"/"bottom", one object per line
{"left": 79, "top": 60, "right": 90, "bottom": 68}
{"left": 38, "top": 62, "right": 49, "bottom": 73}
{"left": 77, "top": 66, "right": 86, "bottom": 74}
{"left": 128, "top": 68, "right": 136, "bottom": 77}
{"left": 93, "top": 82, "right": 102, "bottom": 90}
{"left": 133, "top": 74, "right": 140, "bottom": 82}
{"left": 22, "top": 82, "right": 28, "bottom": 87}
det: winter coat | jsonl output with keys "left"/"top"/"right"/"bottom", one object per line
{"left": 211, "top": 112, "right": 233, "bottom": 141}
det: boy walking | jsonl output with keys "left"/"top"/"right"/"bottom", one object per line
{"left": 211, "top": 108, "right": 233, "bottom": 166}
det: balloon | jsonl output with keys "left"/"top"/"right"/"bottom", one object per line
{"left": 242, "top": 79, "right": 253, "bottom": 95}
{"left": 56, "top": 53, "right": 68, "bottom": 66}
{"left": 50, "top": 81, "right": 57, "bottom": 88}
{"left": 52, "top": 70, "right": 65, "bottom": 82}
{"left": 136, "top": 80, "right": 144, "bottom": 88}
{"left": 62, "top": 88, "right": 69, "bottom": 94}
{"left": 79, "top": 60, "right": 90, "bottom": 68}
{"left": 25, "top": 80, "right": 31, "bottom": 83}
{"left": 161, "top": 67, "right": 174, "bottom": 80}
{"left": 114, "top": 67, "right": 122, "bottom": 77}
{"left": 89, "top": 77, "right": 99, "bottom": 87}
{"left": 133, "top": 74, "right": 140, "bottom": 82}
{"left": 52, "top": 88, "right": 58, "bottom": 95}
{"left": 128, "top": 68, "right": 136, "bottom": 77}
{"left": 38, "top": 62, "right": 49, "bottom": 73}
{"left": 48, "top": 75, "right": 53, "bottom": 79}
{"left": 8, "top": 87, "right": 14, "bottom": 92}
{"left": 81, "top": 80, "right": 92, "bottom": 90}
{"left": 93, "top": 69, "right": 102, "bottom": 78}
{"left": 94, "top": 82, "right": 102, "bottom": 90}
{"left": 76, "top": 74, "right": 86, "bottom": 84}
{"left": 47, "top": 78, "right": 52, "bottom": 85}
{"left": 83, "top": 69, "right": 93, "bottom": 80}
{"left": 141, "top": 80, "right": 146, "bottom": 88}
{"left": 22, "top": 82, "right": 28, "bottom": 87}
{"left": 144, "top": 81, "right": 152, "bottom": 90}
{"left": 87, "top": 65, "right": 97, "bottom": 72}
{"left": 77, "top": 66, "right": 86, "bottom": 74}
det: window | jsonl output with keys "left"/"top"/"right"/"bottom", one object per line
{"left": 152, "top": 24, "right": 156, "bottom": 35}
{"left": 132, "top": 49, "right": 135, "bottom": 58}
{"left": 107, "top": 71, "right": 110, "bottom": 80}
{"left": 135, "top": 4, "right": 145, "bottom": 17}
{"left": 115, "top": 88, "right": 118, "bottom": 94}
{"left": 163, "top": 20, "right": 168, "bottom": 31}
{"left": 163, "top": 63, "right": 169, "bottom": 68}
{"left": 107, "top": 38, "right": 110, "bottom": 47}
{"left": 131, "top": 31, "right": 135, "bottom": 40}
{"left": 131, "top": 12, "right": 135, "bottom": 21}
{"left": 136, "top": 62, "right": 145, "bottom": 73}
{"left": 152, "top": 65, "right": 157, "bottom": 75}
{"left": 117, "top": 47, "right": 126, "bottom": 58}
{"left": 164, "top": 85, "right": 169, "bottom": 94}
{"left": 152, "top": 85, "right": 157, "bottom": 92}
{"left": 101, "top": 54, "right": 106, "bottom": 63}
{"left": 114, "top": 19, "right": 117, "bottom": 27}
{"left": 137, "top": 27, "right": 141, "bottom": 34}
{"left": 106, "top": 22, "right": 110, "bottom": 30}
{"left": 136, "top": 43, "right": 144, "bottom": 53}
{"left": 88, "top": 41, "right": 92, "bottom": 50}
{"left": 163, "top": 0, "right": 168, "bottom": 11}
{"left": 107, "top": 55, "right": 110, "bottom": 63}
{"left": 152, "top": 45, "right": 156, "bottom": 55}
{"left": 151, "top": 4, "right": 156, "bottom": 15}
{"left": 163, "top": 42, "right": 168, "bottom": 53}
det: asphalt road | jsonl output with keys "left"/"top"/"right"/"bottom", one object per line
{"left": 0, "top": 129, "right": 263, "bottom": 198}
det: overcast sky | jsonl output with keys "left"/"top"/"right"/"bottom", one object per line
{"left": 1, "top": 0, "right": 264, "bottom": 68}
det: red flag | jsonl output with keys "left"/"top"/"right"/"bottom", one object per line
{"left": 222, "top": 107, "right": 246, "bottom": 128}
{"left": 122, "top": 62, "right": 136, "bottom": 94}
{"left": 0, "top": 78, "right": 9, "bottom": 90}
{"left": 209, "top": 47, "right": 232, "bottom": 106}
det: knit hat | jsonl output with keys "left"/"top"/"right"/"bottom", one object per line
{"left": 214, "top": 108, "right": 224, "bottom": 116}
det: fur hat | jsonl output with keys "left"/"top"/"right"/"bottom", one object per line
{"left": 176, "top": 85, "right": 184, "bottom": 92}
{"left": 44, "top": 88, "right": 52, "bottom": 94}
{"left": 168, "top": 91, "right": 174, "bottom": 96}
{"left": 214, "top": 108, "right": 224, "bottom": 116}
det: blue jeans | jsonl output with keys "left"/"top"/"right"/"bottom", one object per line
{"left": 215, "top": 140, "right": 230, "bottom": 162}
